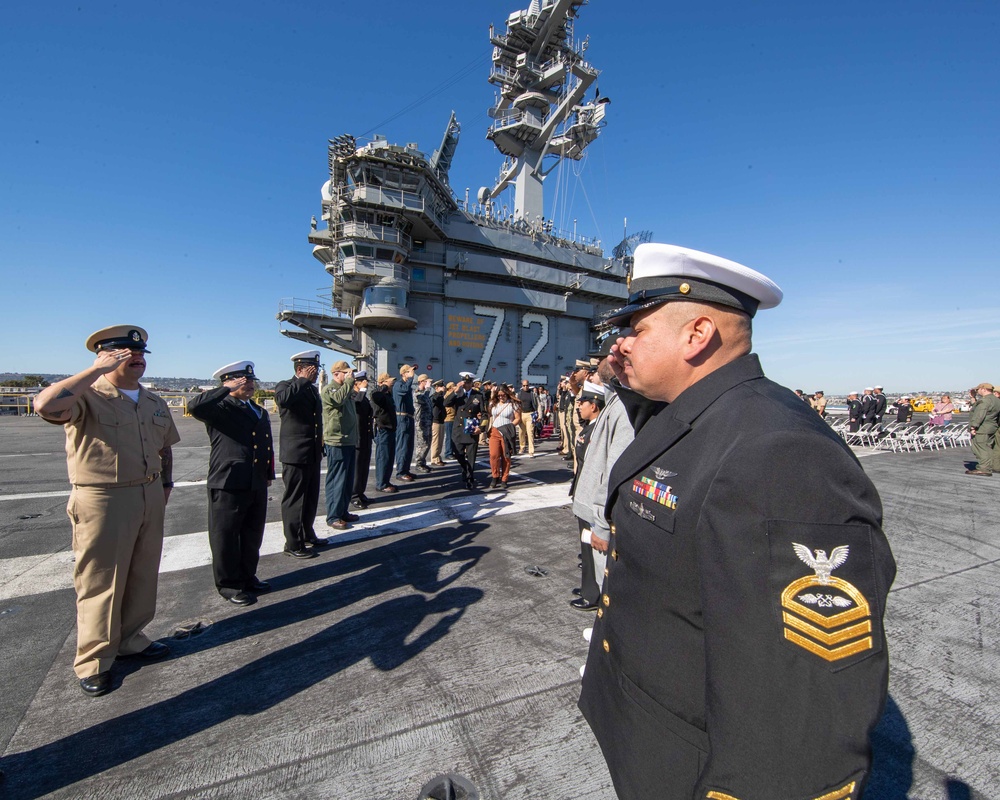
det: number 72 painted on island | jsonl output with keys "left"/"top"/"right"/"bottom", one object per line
{"left": 473, "top": 306, "right": 549, "bottom": 384}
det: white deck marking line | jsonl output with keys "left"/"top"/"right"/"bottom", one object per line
{"left": 0, "top": 481, "right": 572, "bottom": 602}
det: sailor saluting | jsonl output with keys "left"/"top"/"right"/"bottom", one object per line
{"left": 578, "top": 243, "right": 896, "bottom": 800}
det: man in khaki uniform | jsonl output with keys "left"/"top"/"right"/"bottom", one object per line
{"left": 34, "top": 325, "right": 180, "bottom": 697}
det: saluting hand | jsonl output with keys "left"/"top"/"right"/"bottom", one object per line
{"left": 607, "top": 339, "right": 631, "bottom": 388}
{"left": 224, "top": 376, "right": 248, "bottom": 391}
{"left": 93, "top": 348, "right": 132, "bottom": 374}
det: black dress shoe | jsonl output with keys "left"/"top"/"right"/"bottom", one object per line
{"left": 221, "top": 591, "right": 256, "bottom": 606}
{"left": 344, "top": 513, "right": 360, "bottom": 522}
{"left": 416, "top": 465, "right": 432, "bottom": 473}
{"left": 284, "top": 547, "right": 317, "bottom": 559}
{"left": 569, "top": 597, "right": 599, "bottom": 611}
{"left": 571, "top": 587, "right": 582, "bottom": 597}
{"left": 398, "top": 474, "right": 415, "bottom": 482}
{"left": 80, "top": 672, "right": 112, "bottom": 697}
{"left": 489, "top": 478, "right": 499, "bottom": 489}
{"left": 118, "top": 640, "right": 171, "bottom": 660}
{"left": 351, "top": 498, "right": 369, "bottom": 510}
{"left": 246, "top": 578, "right": 271, "bottom": 592}
{"left": 305, "top": 536, "right": 330, "bottom": 547}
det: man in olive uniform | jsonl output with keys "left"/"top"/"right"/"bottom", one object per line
{"left": 321, "top": 359, "right": 358, "bottom": 530}
{"left": 34, "top": 325, "right": 179, "bottom": 697}
{"left": 274, "top": 350, "right": 327, "bottom": 559}
{"left": 966, "top": 381, "right": 1000, "bottom": 476}
{"left": 189, "top": 361, "right": 274, "bottom": 607}
{"left": 579, "top": 243, "right": 896, "bottom": 800}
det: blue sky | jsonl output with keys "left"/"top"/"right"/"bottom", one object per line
{"left": 2, "top": 0, "right": 997, "bottom": 393}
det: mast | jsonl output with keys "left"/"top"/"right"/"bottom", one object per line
{"left": 482, "top": 0, "right": 608, "bottom": 222}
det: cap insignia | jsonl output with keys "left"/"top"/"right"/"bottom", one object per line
{"left": 130, "top": 330, "right": 141, "bottom": 342}
{"left": 679, "top": 282, "right": 690, "bottom": 294}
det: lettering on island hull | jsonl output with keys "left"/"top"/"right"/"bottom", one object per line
{"left": 278, "top": 0, "right": 635, "bottom": 386}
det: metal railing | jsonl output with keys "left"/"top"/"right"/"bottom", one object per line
{"left": 339, "top": 222, "right": 412, "bottom": 250}
{"left": 0, "top": 394, "right": 34, "bottom": 415}
{"left": 277, "top": 297, "right": 352, "bottom": 321}
{"left": 339, "top": 258, "right": 410, "bottom": 282}
{"left": 349, "top": 184, "right": 426, "bottom": 213}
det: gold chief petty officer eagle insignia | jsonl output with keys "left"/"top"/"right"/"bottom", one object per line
{"left": 781, "top": 543, "right": 873, "bottom": 662}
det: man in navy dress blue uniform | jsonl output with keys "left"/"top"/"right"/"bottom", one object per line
{"left": 189, "top": 360, "right": 275, "bottom": 606}
{"left": 274, "top": 350, "right": 327, "bottom": 558}
{"left": 579, "top": 243, "right": 896, "bottom": 800}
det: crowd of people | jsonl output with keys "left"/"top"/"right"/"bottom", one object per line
{"left": 36, "top": 233, "right": 918, "bottom": 799}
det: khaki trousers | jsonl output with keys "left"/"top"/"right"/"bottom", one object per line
{"left": 561, "top": 406, "right": 573, "bottom": 453}
{"left": 431, "top": 423, "right": 444, "bottom": 463}
{"left": 68, "top": 483, "right": 165, "bottom": 677}
{"left": 517, "top": 415, "right": 535, "bottom": 454}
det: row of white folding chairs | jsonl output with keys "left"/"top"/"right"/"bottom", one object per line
{"left": 875, "top": 422, "right": 970, "bottom": 452}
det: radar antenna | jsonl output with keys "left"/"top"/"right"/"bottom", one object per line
{"left": 612, "top": 228, "right": 653, "bottom": 263}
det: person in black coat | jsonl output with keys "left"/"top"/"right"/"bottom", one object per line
{"left": 846, "top": 391, "right": 863, "bottom": 432}
{"left": 579, "top": 243, "right": 895, "bottom": 800}
{"left": 568, "top": 382, "right": 603, "bottom": 611}
{"left": 893, "top": 396, "right": 913, "bottom": 423}
{"left": 861, "top": 387, "right": 877, "bottom": 426}
{"left": 369, "top": 374, "right": 398, "bottom": 493}
{"left": 352, "top": 371, "right": 374, "bottom": 508}
{"left": 873, "top": 385, "right": 888, "bottom": 425}
{"left": 273, "top": 351, "right": 326, "bottom": 559}
{"left": 189, "top": 361, "right": 275, "bottom": 606}
{"left": 444, "top": 373, "right": 484, "bottom": 489}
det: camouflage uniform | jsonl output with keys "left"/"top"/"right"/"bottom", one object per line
{"left": 414, "top": 386, "right": 433, "bottom": 469}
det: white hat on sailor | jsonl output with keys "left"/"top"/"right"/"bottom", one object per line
{"left": 459, "top": 371, "right": 476, "bottom": 381}
{"left": 579, "top": 380, "right": 606, "bottom": 407}
{"left": 606, "top": 243, "right": 783, "bottom": 326}
{"left": 214, "top": 360, "right": 256, "bottom": 381}
{"left": 291, "top": 350, "right": 321, "bottom": 364}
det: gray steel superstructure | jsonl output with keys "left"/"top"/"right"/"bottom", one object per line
{"left": 278, "top": 0, "right": 627, "bottom": 385}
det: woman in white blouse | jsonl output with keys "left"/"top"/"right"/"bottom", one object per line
{"left": 488, "top": 386, "right": 521, "bottom": 489}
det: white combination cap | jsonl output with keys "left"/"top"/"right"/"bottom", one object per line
{"left": 214, "top": 361, "right": 256, "bottom": 381}
{"left": 606, "top": 243, "right": 783, "bottom": 325}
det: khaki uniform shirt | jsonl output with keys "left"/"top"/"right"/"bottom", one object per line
{"left": 53, "top": 376, "right": 180, "bottom": 486}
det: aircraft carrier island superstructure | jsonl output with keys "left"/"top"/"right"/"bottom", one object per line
{"left": 278, "top": 0, "right": 630, "bottom": 385}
